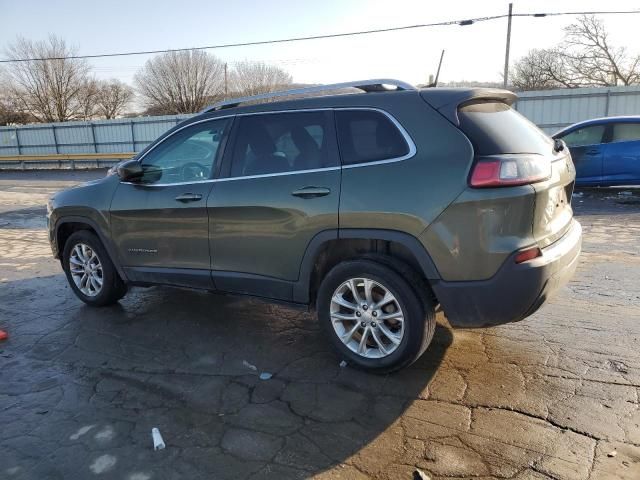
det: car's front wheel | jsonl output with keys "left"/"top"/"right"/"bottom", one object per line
{"left": 317, "top": 259, "right": 435, "bottom": 373}
{"left": 62, "top": 230, "right": 127, "bottom": 306}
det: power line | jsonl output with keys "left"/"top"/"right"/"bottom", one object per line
{"left": 1, "top": 9, "right": 639, "bottom": 64}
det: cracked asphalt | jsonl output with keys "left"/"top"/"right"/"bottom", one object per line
{"left": 0, "top": 170, "right": 639, "bottom": 480}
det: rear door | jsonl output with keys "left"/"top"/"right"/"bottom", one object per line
{"left": 603, "top": 122, "right": 640, "bottom": 184}
{"left": 557, "top": 124, "right": 607, "bottom": 185}
{"left": 208, "top": 110, "right": 340, "bottom": 300}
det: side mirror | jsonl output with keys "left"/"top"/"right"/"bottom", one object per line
{"left": 553, "top": 138, "right": 566, "bottom": 153}
{"left": 117, "top": 159, "right": 144, "bottom": 182}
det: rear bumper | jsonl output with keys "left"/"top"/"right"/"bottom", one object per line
{"left": 432, "top": 220, "right": 582, "bottom": 328}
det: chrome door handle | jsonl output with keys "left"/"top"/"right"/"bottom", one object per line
{"left": 175, "top": 193, "right": 203, "bottom": 202}
{"left": 291, "top": 187, "right": 331, "bottom": 198}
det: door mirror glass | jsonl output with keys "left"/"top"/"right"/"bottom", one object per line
{"left": 117, "top": 159, "right": 144, "bottom": 182}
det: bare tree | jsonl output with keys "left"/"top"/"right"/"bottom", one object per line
{"left": 510, "top": 49, "right": 575, "bottom": 90}
{"left": 0, "top": 82, "right": 33, "bottom": 125}
{"left": 4, "top": 35, "right": 92, "bottom": 122}
{"left": 562, "top": 15, "right": 640, "bottom": 86}
{"left": 511, "top": 16, "right": 640, "bottom": 90}
{"left": 77, "top": 78, "right": 99, "bottom": 121}
{"left": 229, "top": 61, "right": 293, "bottom": 97}
{"left": 135, "top": 50, "right": 225, "bottom": 114}
{"left": 94, "top": 79, "right": 134, "bottom": 119}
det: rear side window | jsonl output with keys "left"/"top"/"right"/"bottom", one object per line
{"left": 336, "top": 110, "right": 410, "bottom": 165}
{"left": 611, "top": 123, "right": 640, "bottom": 143}
{"left": 560, "top": 125, "right": 606, "bottom": 147}
{"left": 230, "top": 111, "right": 336, "bottom": 177}
{"left": 458, "top": 101, "right": 553, "bottom": 155}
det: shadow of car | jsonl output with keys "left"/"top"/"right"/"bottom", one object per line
{"left": 553, "top": 116, "right": 640, "bottom": 187}
{"left": 1, "top": 273, "right": 454, "bottom": 479}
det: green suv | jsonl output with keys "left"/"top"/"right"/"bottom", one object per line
{"left": 48, "top": 80, "right": 582, "bottom": 372}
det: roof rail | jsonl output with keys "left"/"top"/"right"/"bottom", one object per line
{"left": 200, "top": 79, "right": 416, "bottom": 113}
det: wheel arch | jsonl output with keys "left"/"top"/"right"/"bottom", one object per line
{"left": 55, "top": 216, "right": 128, "bottom": 282}
{"left": 293, "top": 229, "right": 441, "bottom": 305}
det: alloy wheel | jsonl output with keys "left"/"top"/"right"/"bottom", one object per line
{"left": 330, "top": 277, "right": 405, "bottom": 359}
{"left": 69, "top": 243, "right": 104, "bottom": 297}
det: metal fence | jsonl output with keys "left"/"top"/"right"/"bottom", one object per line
{"left": 0, "top": 114, "right": 192, "bottom": 157}
{"left": 514, "top": 85, "right": 640, "bottom": 134}
{"left": 1, "top": 85, "right": 640, "bottom": 167}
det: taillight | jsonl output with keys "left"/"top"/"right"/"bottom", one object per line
{"left": 469, "top": 154, "right": 551, "bottom": 188}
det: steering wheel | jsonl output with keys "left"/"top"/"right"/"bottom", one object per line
{"left": 181, "top": 162, "right": 209, "bottom": 181}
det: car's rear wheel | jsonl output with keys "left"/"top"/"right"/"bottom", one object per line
{"left": 62, "top": 230, "right": 127, "bottom": 306}
{"left": 317, "top": 259, "right": 435, "bottom": 373}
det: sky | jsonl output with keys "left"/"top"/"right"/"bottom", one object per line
{"left": 1, "top": 0, "right": 639, "bottom": 87}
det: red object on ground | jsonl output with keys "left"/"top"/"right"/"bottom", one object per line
{"left": 0, "top": 329, "right": 8, "bottom": 341}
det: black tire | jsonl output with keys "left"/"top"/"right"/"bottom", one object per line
{"left": 62, "top": 230, "right": 127, "bottom": 307}
{"left": 317, "top": 259, "right": 436, "bottom": 373}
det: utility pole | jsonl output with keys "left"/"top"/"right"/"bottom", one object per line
{"left": 224, "top": 63, "right": 228, "bottom": 98}
{"left": 503, "top": 2, "right": 513, "bottom": 88}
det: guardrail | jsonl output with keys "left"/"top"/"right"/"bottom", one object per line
{"left": 0, "top": 153, "right": 135, "bottom": 170}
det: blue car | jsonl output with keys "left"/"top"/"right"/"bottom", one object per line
{"left": 553, "top": 116, "right": 640, "bottom": 186}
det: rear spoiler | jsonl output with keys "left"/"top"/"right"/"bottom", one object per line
{"left": 419, "top": 88, "right": 518, "bottom": 126}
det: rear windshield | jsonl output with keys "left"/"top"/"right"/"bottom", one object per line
{"left": 458, "top": 101, "right": 553, "bottom": 155}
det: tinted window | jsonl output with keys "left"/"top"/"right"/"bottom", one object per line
{"left": 230, "top": 111, "right": 335, "bottom": 177}
{"left": 611, "top": 123, "right": 640, "bottom": 143}
{"left": 458, "top": 101, "right": 553, "bottom": 155}
{"left": 560, "top": 125, "right": 606, "bottom": 147}
{"left": 335, "top": 110, "right": 410, "bottom": 165}
{"left": 140, "top": 119, "right": 230, "bottom": 184}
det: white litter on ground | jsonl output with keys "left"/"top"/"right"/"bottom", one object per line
{"left": 339, "top": 360, "right": 348, "bottom": 368}
{"left": 414, "top": 468, "right": 431, "bottom": 480}
{"left": 152, "top": 428, "right": 165, "bottom": 450}
{"left": 259, "top": 372, "right": 272, "bottom": 380}
{"left": 242, "top": 360, "right": 258, "bottom": 371}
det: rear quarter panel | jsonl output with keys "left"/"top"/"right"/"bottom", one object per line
{"left": 338, "top": 94, "right": 474, "bottom": 238}
{"left": 420, "top": 185, "right": 537, "bottom": 281}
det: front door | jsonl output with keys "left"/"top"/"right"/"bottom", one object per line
{"left": 208, "top": 110, "right": 340, "bottom": 300}
{"left": 110, "top": 117, "right": 232, "bottom": 288}
{"left": 560, "top": 124, "right": 606, "bottom": 185}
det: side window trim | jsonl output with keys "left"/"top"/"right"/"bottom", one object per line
{"left": 334, "top": 107, "right": 417, "bottom": 169}
{"left": 128, "top": 115, "right": 235, "bottom": 187}
{"left": 134, "top": 107, "right": 417, "bottom": 185}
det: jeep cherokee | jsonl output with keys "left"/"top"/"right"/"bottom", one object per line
{"left": 47, "top": 79, "right": 582, "bottom": 372}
